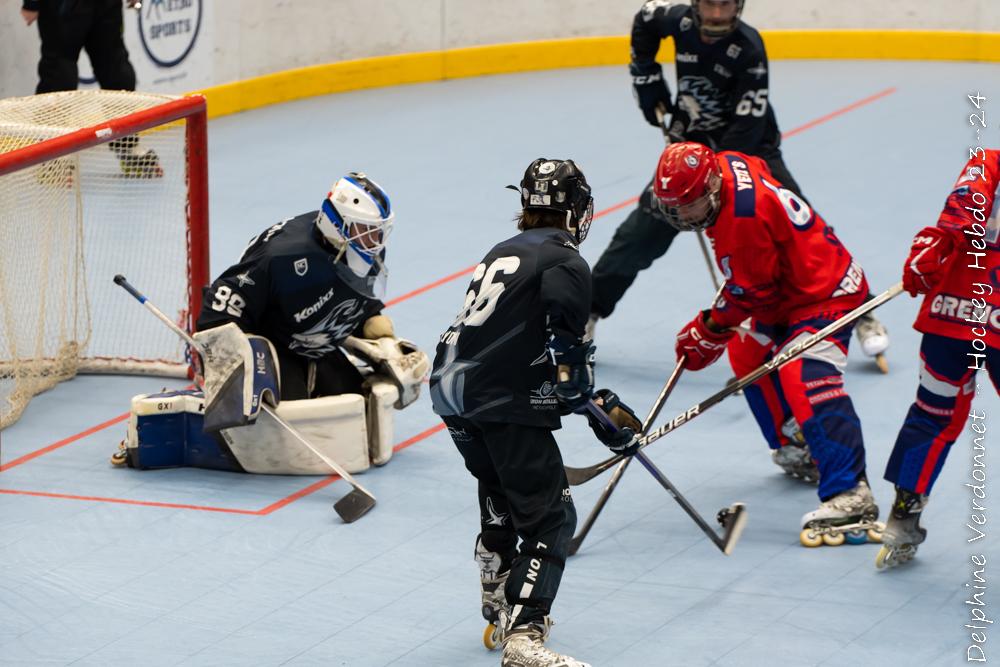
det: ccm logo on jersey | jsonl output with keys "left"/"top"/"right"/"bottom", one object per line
{"left": 929, "top": 294, "right": 1000, "bottom": 331}
{"left": 294, "top": 287, "right": 335, "bottom": 323}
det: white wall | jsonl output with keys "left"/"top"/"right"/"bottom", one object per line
{"left": 2, "top": 0, "right": 998, "bottom": 100}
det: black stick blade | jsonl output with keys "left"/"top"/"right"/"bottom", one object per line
{"left": 333, "top": 489, "right": 376, "bottom": 523}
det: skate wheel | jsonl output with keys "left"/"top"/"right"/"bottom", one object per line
{"left": 822, "top": 532, "right": 845, "bottom": 547}
{"left": 844, "top": 530, "right": 868, "bottom": 545}
{"left": 800, "top": 529, "right": 823, "bottom": 548}
{"left": 110, "top": 451, "right": 128, "bottom": 467}
{"left": 867, "top": 528, "right": 883, "bottom": 543}
{"left": 483, "top": 623, "right": 500, "bottom": 650}
{"left": 875, "top": 545, "right": 893, "bottom": 569}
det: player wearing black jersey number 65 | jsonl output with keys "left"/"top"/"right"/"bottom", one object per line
{"left": 589, "top": 0, "right": 889, "bottom": 365}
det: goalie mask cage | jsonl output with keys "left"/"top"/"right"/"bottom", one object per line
{"left": 0, "top": 91, "right": 208, "bottom": 429}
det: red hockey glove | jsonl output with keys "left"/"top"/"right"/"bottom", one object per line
{"left": 675, "top": 310, "right": 735, "bottom": 371}
{"left": 902, "top": 226, "right": 955, "bottom": 296}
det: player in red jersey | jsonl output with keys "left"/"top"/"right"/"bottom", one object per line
{"left": 877, "top": 149, "right": 1000, "bottom": 569}
{"left": 655, "top": 141, "right": 882, "bottom": 546}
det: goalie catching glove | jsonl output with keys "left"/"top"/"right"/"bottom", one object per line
{"left": 341, "top": 334, "right": 429, "bottom": 408}
{"left": 902, "top": 226, "right": 955, "bottom": 296}
{"left": 585, "top": 389, "right": 642, "bottom": 456}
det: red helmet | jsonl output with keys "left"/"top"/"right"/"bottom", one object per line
{"left": 652, "top": 142, "right": 722, "bottom": 232}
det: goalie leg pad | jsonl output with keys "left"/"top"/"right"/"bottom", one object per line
{"left": 126, "top": 390, "right": 243, "bottom": 472}
{"left": 221, "top": 395, "right": 372, "bottom": 474}
{"left": 365, "top": 377, "right": 398, "bottom": 466}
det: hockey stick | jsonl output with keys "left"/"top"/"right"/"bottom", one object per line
{"left": 582, "top": 399, "right": 747, "bottom": 555}
{"left": 566, "top": 282, "right": 904, "bottom": 486}
{"left": 113, "top": 275, "right": 376, "bottom": 523}
{"left": 655, "top": 104, "right": 722, "bottom": 291}
{"left": 569, "top": 359, "right": 684, "bottom": 555}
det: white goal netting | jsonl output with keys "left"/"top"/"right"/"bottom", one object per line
{"left": 0, "top": 90, "right": 206, "bottom": 429}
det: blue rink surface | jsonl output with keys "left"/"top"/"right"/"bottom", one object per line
{"left": 2, "top": 60, "right": 1000, "bottom": 666}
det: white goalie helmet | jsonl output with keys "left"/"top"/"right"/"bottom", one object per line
{"left": 317, "top": 172, "right": 394, "bottom": 284}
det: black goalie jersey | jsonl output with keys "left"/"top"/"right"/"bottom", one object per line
{"left": 634, "top": 1, "right": 781, "bottom": 156}
{"left": 196, "top": 212, "right": 384, "bottom": 359}
{"left": 430, "top": 227, "right": 591, "bottom": 428}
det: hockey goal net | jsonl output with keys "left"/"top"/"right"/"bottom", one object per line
{"left": 0, "top": 90, "right": 208, "bottom": 429}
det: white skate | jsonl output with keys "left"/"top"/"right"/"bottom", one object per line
{"left": 502, "top": 622, "right": 590, "bottom": 667}
{"left": 855, "top": 314, "right": 890, "bottom": 373}
{"left": 800, "top": 479, "right": 883, "bottom": 547}
{"left": 875, "top": 488, "right": 928, "bottom": 570}
{"left": 773, "top": 418, "right": 819, "bottom": 483}
{"left": 476, "top": 537, "right": 511, "bottom": 650}
{"left": 772, "top": 444, "right": 819, "bottom": 484}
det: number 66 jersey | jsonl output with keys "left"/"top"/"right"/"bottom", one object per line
{"left": 430, "top": 227, "right": 591, "bottom": 428}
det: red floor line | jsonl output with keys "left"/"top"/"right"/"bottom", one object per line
{"left": 0, "top": 412, "right": 129, "bottom": 472}
{"left": 384, "top": 266, "right": 477, "bottom": 307}
{"left": 257, "top": 475, "right": 340, "bottom": 516}
{"left": 257, "top": 422, "right": 448, "bottom": 515}
{"left": 0, "top": 421, "right": 451, "bottom": 515}
{"left": 0, "top": 488, "right": 259, "bottom": 514}
{"left": 782, "top": 87, "right": 896, "bottom": 139}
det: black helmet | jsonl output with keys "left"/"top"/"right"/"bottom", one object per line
{"left": 516, "top": 158, "right": 594, "bottom": 243}
{"left": 691, "top": 0, "right": 745, "bottom": 40}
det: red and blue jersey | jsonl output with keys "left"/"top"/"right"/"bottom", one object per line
{"left": 707, "top": 151, "right": 868, "bottom": 328}
{"left": 914, "top": 150, "right": 1000, "bottom": 348}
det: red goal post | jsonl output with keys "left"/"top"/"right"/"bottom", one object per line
{"left": 0, "top": 90, "right": 209, "bottom": 429}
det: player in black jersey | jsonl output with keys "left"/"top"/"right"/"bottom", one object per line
{"left": 430, "top": 159, "right": 641, "bottom": 667}
{"left": 197, "top": 172, "right": 411, "bottom": 401}
{"left": 588, "top": 0, "right": 890, "bottom": 366}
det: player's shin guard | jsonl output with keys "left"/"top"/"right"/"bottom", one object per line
{"left": 884, "top": 354, "right": 976, "bottom": 495}
{"left": 505, "top": 542, "right": 568, "bottom": 631}
{"left": 780, "top": 359, "right": 866, "bottom": 501}
{"left": 505, "top": 501, "right": 576, "bottom": 631}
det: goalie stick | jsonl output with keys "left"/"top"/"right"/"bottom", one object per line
{"left": 566, "top": 282, "right": 904, "bottom": 487}
{"left": 582, "top": 398, "right": 747, "bottom": 555}
{"left": 113, "top": 275, "right": 376, "bottom": 523}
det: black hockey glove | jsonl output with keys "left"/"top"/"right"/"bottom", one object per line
{"left": 630, "top": 61, "right": 672, "bottom": 127}
{"left": 550, "top": 339, "right": 595, "bottom": 413}
{"left": 586, "top": 389, "right": 642, "bottom": 456}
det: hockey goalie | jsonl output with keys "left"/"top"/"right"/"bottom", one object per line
{"left": 112, "top": 173, "right": 428, "bottom": 474}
